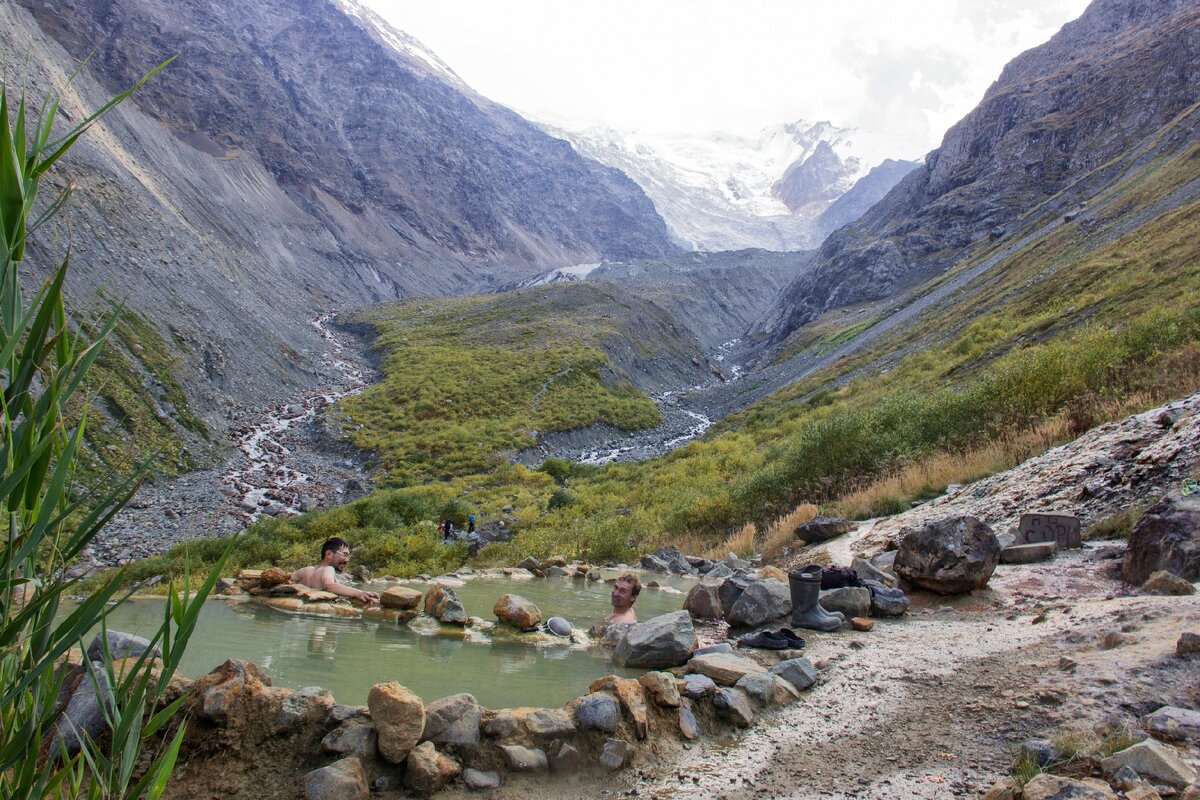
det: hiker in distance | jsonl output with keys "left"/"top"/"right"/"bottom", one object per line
{"left": 606, "top": 573, "right": 640, "bottom": 624}
{"left": 291, "top": 537, "right": 380, "bottom": 604}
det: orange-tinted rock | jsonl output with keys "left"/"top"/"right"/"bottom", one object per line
{"left": 368, "top": 682, "right": 425, "bottom": 764}
{"left": 192, "top": 659, "right": 271, "bottom": 721}
{"left": 851, "top": 618, "right": 875, "bottom": 631}
{"left": 381, "top": 586, "right": 423, "bottom": 610}
{"left": 258, "top": 567, "right": 292, "bottom": 588}
{"left": 492, "top": 594, "right": 542, "bottom": 627}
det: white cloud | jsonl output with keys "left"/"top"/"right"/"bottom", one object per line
{"left": 362, "top": 0, "right": 1091, "bottom": 160}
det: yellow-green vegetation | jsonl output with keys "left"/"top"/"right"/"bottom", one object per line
{"left": 335, "top": 285, "right": 662, "bottom": 485}
{"left": 123, "top": 112, "right": 1200, "bottom": 580}
{"left": 80, "top": 305, "right": 208, "bottom": 477}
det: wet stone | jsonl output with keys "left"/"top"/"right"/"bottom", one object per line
{"left": 681, "top": 673, "right": 718, "bottom": 698}
{"left": 462, "top": 768, "right": 501, "bottom": 791}
{"left": 498, "top": 744, "right": 548, "bottom": 773}
{"left": 599, "top": 738, "right": 635, "bottom": 770}
{"left": 574, "top": 693, "right": 620, "bottom": 733}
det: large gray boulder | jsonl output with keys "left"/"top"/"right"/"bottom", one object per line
{"left": 894, "top": 516, "right": 1001, "bottom": 594}
{"left": 683, "top": 583, "right": 723, "bottom": 620}
{"left": 1100, "top": 739, "right": 1197, "bottom": 788}
{"left": 573, "top": 693, "right": 620, "bottom": 733}
{"left": 1142, "top": 706, "right": 1200, "bottom": 741}
{"left": 794, "top": 515, "right": 851, "bottom": 543}
{"left": 304, "top": 757, "right": 368, "bottom": 800}
{"left": 51, "top": 666, "right": 113, "bottom": 756}
{"left": 613, "top": 610, "right": 696, "bottom": 668}
{"left": 421, "top": 693, "right": 481, "bottom": 748}
{"left": 819, "top": 587, "right": 870, "bottom": 619}
{"left": 85, "top": 631, "right": 160, "bottom": 664}
{"left": 717, "top": 574, "right": 753, "bottom": 612}
{"left": 725, "top": 579, "right": 790, "bottom": 628}
{"left": 1124, "top": 492, "right": 1200, "bottom": 584}
{"left": 650, "top": 546, "right": 696, "bottom": 575}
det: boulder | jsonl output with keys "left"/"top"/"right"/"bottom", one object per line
{"left": 368, "top": 682, "right": 425, "bottom": 764}
{"left": 498, "top": 744, "right": 547, "bottom": 772}
{"left": 1143, "top": 570, "right": 1196, "bottom": 595}
{"left": 794, "top": 515, "right": 852, "bottom": 542}
{"left": 492, "top": 594, "right": 542, "bottom": 627}
{"left": 712, "top": 688, "right": 754, "bottom": 727}
{"left": 590, "top": 676, "right": 648, "bottom": 739}
{"left": 350, "top": 565, "right": 372, "bottom": 583}
{"left": 404, "top": 742, "right": 461, "bottom": 795}
{"left": 548, "top": 740, "right": 581, "bottom": 773}
{"left": 687, "top": 652, "right": 767, "bottom": 686}
{"left": 683, "top": 583, "right": 724, "bottom": 620}
{"left": 639, "top": 554, "right": 669, "bottom": 572}
{"left": 679, "top": 698, "right": 700, "bottom": 739}
{"left": 1101, "top": 739, "right": 1197, "bottom": 788}
{"left": 717, "top": 574, "right": 753, "bottom": 616}
{"left": 894, "top": 516, "right": 1001, "bottom": 594}
{"left": 1016, "top": 512, "right": 1082, "bottom": 549}
{"left": 680, "top": 673, "right": 717, "bottom": 698}
{"left": 769, "top": 657, "right": 817, "bottom": 692}
{"left": 705, "top": 562, "right": 735, "bottom": 580}
{"left": 462, "top": 769, "right": 501, "bottom": 790}
{"left": 380, "top": 586, "right": 422, "bottom": 610}
{"left": 542, "top": 555, "right": 567, "bottom": 568}
{"left": 1143, "top": 706, "right": 1200, "bottom": 741}
{"left": 1000, "top": 542, "right": 1058, "bottom": 564}
{"left": 864, "top": 580, "right": 909, "bottom": 617}
{"left": 50, "top": 665, "right": 113, "bottom": 756}
{"left": 278, "top": 686, "right": 334, "bottom": 731}
{"left": 599, "top": 738, "right": 635, "bottom": 770}
{"left": 639, "top": 671, "right": 681, "bottom": 707}
{"left": 86, "top": 631, "right": 160, "bottom": 664}
{"left": 1124, "top": 492, "right": 1200, "bottom": 584}
{"left": 521, "top": 708, "right": 576, "bottom": 739}
{"left": 544, "top": 565, "right": 569, "bottom": 577}
{"left": 304, "top": 757, "right": 368, "bottom": 800}
{"left": 1179, "top": 632, "right": 1200, "bottom": 654}
{"left": 1022, "top": 774, "right": 1116, "bottom": 800}
{"left": 422, "top": 693, "right": 481, "bottom": 748}
{"left": 650, "top": 546, "right": 696, "bottom": 575}
{"left": 819, "top": 587, "right": 870, "bottom": 619}
{"left": 516, "top": 556, "right": 541, "bottom": 572}
{"left": 573, "top": 693, "right": 620, "bottom": 733}
{"left": 424, "top": 584, "right": 467, "bottom": 624}
{"left": 613, "top": 610, "right": 696, "bottom": 668}
{"left": 734, "top": 672, "right": 777, "bottom": 707}
{"left": 726, "top": 579, "right": 790, "bottom": 628}
{"left": 851, "top": 557, "right": 895, "bottom": 586}
{"left": 192, "top": 659, "right": 271, "bottom": 722}
{"left": 322, "top": 719, "right": 377, "bottom": 759}
{"left": 258, "top": 567, "right": 293, "bottom": 588}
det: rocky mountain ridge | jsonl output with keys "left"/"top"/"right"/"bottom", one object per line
{"left": 755, "top": 0, "right": 1200, "bottom": 345}
{"left": 4, "top": 0, "right": 677, "bottom": 430}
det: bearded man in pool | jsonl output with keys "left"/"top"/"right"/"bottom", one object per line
{"left": 606, "top": 573, "right": 640, "bottom": 624}
{"left": 291, "top": 537, "right": 379, "bottom": 604}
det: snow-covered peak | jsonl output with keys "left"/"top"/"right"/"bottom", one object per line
{"left": 332, "top": 0, "right": 466, "bottom": 88}
{"left": 543, "top": 119, "right": 899, "bottom": 252}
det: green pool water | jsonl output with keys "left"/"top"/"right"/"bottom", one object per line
{"left": 86, "top": 571, "right": 696, "bottom": 709}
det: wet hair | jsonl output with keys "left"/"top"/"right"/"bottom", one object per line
{"left": 615, "top": 573, "right": 641, "bottom": 599}
{"left": 321, "top": 537, "right": 350, "bottom": 561}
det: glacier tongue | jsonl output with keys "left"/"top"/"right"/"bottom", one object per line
{"left": 541, "top": 120, "right": 895, "bottom": 252}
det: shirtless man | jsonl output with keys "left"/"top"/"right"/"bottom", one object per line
{"left": 291, "top": 537, "right": 379, "bottom": 604}
{"left": 606, "top": 573, "right": 640, "bottom": 625}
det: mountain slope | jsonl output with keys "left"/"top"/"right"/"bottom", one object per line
{"left": 757, "top": 0, "right": 1200, "bottom": 344}
{"left": 2, "top": 0, "right": 677, "bottom": 433}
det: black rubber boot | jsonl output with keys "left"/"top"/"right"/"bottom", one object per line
{"left": 788, "top": 565, "right": 845, "bottom": 632}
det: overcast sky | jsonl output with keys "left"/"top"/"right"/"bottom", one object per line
{"left": 362, "top": 0, "right": 1091, "bottom": 160}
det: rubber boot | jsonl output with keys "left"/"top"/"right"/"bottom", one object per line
{"left": 788, "top": 565, "right": 845, "bottom": 632}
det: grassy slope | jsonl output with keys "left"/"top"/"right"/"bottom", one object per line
{"left": 125, "top": 115, "right": 1200, "bottom": 583}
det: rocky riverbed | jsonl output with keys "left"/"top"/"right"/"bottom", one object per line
{"left": 78, "top": 317, "right": 377, "bottom": 570}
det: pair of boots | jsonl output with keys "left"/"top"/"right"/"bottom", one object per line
{"left": 788, "top": 565, "right": 845, "bottom": 632}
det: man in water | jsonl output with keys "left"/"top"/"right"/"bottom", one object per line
{"left": 291, "top": 537, "right": 379, "bottom": 604}
{"left": 606, "top": 573, "right": 640, "bottom": 624}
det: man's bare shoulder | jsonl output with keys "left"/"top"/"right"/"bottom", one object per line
{"left": 291, "top": 565, "right": 334, "bottom": 590}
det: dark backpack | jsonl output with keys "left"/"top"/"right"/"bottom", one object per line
{"left": 820, "top": 565, "right": 862, "bottom": 589}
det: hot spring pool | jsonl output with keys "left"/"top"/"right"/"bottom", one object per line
{"left": 87, "top": 570, "right": 698, "bottom": 708}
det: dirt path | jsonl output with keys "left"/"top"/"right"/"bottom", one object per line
{"left": 443, "top": 546, "right": 1199, "bottom": 800}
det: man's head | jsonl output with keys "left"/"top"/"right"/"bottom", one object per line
{"left": 611, "top": 573, "right": 641, "bottom": 612}
{"left": 320, "top": 537, "right": 352, "bottom": 572}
